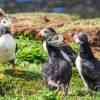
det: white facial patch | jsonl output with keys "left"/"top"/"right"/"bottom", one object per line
{"left": 0, "top": 17, "right": 11, "bottom": 28}
{"left": 73, "top": 34, "right": 80, "bottom": 43}
{"left": 39, "top": 28, "right": 49, "bottom": 37}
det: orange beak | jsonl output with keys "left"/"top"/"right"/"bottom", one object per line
{"left": 36, "top": 32, "right": 43, "bottom": 40}
{"left": 38, "top": 32, "right": 42, "bottom": 36}
{"left": 37, "top": 32, "right": 42, "bottom": 37}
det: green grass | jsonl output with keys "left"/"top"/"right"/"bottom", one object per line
{"left": 11, "top": 12, "right": 100, "bottom": 33}
{"left": 0, "top": 12, "right": 100, "bottom": 99}
{"left": 0, "top": 36, "right": 99, "bottom": 100}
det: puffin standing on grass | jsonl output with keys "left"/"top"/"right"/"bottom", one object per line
{"left": 73, "top": 32, "right": 100, "bottom": 91}
{"left": 38, "top": 27, "right": 76, "bottom": 95}
{"left": 0, "top": 17, "right": 16, "bottom": 71}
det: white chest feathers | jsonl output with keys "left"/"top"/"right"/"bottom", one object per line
{"left": 43, "top": 41, "right": 47, "bottom": 52}
{"left": 75, "top": 55, "right": 82, "bottom": 74}
{"left": 75, "top": 55, "right": 89, "bottom": 88}
{"left": 0, "top": 34, "right": 16, "bottom": 63}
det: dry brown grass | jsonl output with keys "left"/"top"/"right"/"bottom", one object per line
{"left": 11, "top": 12, "right": 100, "bottom": 58}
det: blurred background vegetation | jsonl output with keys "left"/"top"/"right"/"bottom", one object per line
{"left": 0, "top": 0, "right": 100, "bottom": 15}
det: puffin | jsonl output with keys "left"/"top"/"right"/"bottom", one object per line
{"left": 73, "top": 32, "right": 100, "bottom": 91}
{"left": 38, "top": 27, "right": 76, "bottom": 95}
{"left": 0, "top": 17, "right": 16, "bottom": 71}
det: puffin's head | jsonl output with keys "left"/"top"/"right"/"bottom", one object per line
{"left": 73, "top": 32, "right": 88, "bottom": 44}
{"left": 0, "top": 17, "right": 11, "bottom": 29}
{"left": 38, "top": 27, "right": 57, "bottom": 40}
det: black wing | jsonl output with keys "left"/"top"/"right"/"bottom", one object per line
{"left": 60, "top": 45, "right": 77, "bottom": 65}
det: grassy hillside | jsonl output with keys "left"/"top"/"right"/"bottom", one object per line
{"left": 0, "top": 35, "right": 99, "bottom": 100}
{"left": 0, "top": 13, "right": 99, "bottom": 100}
{"left": 11, "top": 12, "right": 100, "bottom": 58}
{"left": 12, "top": 12, "right": 100, "bottom": 32}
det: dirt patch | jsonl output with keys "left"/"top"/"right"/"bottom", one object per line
{"left": 10, "top": 14, "right": 100, "bottom": 58}
{"left": 11, "top": 16, "right": 100, "bottom": 46}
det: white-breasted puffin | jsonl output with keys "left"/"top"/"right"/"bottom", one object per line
{"left": 0, "top": 17, "right": 16, "bottom": 71}
{"left": 73, "top": 32, "right": 100, "bottom": 91}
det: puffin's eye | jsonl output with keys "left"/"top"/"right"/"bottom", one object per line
{"left": 3, "top": 21, "right": 6, "bottom": 23}
{"left": 44, "top": 30, "right": 49, "bottom": 33}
